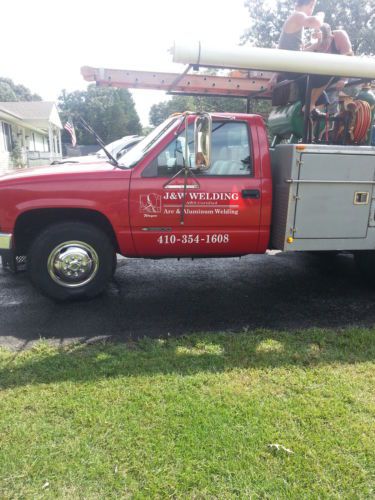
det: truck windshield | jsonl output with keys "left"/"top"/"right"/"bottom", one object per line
{"left": 118, "top": 116, "right": 181, "bottom": 168}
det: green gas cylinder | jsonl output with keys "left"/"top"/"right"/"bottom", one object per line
{"left": 268, "top": 101, "right": 304, "bottom": 141}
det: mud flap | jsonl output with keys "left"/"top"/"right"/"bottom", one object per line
{"left": 1, "top": 252, "right": 27, "bottom": 273}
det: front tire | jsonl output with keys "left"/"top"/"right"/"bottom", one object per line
{"left": 28, "top": 222, "right": 115, "bottom": 300}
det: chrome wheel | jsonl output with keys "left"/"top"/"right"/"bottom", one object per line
{"left": 47, "top": 241, "right": 99, "bottom": 288}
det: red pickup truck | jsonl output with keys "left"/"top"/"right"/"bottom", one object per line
{"left": 1, "top": 112, "right": 374, "bottom": 300}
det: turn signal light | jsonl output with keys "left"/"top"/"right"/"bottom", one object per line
{"left": 287, "top": 237, "right": 294, "bottom": 244}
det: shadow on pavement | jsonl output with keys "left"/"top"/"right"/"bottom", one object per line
{"left": 1, "top": 252, "right": 375, "bottom": 349}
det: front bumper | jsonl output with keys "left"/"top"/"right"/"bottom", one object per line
{"left": 0, "top": 233, "right": 13, "bottom": 251}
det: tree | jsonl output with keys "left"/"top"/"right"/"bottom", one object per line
{"left": 58, "top": 85, "right": 142, "bottom": 145}
{"left": 241, "top": 0, "right": 375, "bottom": 55}
{"left": 10, "top": 138, "right": 25, "bottom": 168}
{"left": 0, "top": 82, "right": 17, "bottom": 101}
{"left": 0, "top": 77, "right": 41, "bottom": 102}
{"left": 149, "top": 94, "right": 270, "bottom": 127}
{"left": 149, "top": 96, "right": 196, "bottom": 126}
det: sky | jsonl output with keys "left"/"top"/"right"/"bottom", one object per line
{"left": 0, "top": 0, "right": 250, "bottom": 126}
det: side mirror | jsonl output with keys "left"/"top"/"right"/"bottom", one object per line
{"left": 194, "top": 114, "right": 212, "bottom": 171}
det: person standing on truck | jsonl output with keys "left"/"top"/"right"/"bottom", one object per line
{"left": 278, "top": 0, "right": 324, "bottom": 52}
{"left": 305, "top": 23, "right": 353, "bottom": 100}
{"left": 268, "top": 0, "right": 331, "bottom": 118}
{"left": 267, "top": 0, "right": 324, "bottom": 89}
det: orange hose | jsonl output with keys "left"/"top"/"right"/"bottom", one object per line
{"left": 353, "top": 100, "right": 372, "bottom": 144}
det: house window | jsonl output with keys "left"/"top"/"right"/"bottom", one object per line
{"left": 2, "top": 122, "right": 13, "bottom": 152}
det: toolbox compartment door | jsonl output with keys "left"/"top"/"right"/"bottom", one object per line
{"left": 294, "top": 153, "right": 374, "bottom": 239}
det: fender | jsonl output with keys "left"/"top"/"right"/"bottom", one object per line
{"left": 0, "top": 167, "right": 136, "bottom": 256}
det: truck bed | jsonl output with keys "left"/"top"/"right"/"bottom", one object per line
{"left": 270, "top": 144, "right": 375, "bottom": 252}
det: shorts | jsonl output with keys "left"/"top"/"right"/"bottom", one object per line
{"left": 309, "top": 75, "right": 338, "bottom": 89}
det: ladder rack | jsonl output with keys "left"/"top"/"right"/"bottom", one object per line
{"left": 81, "top": 65, "right": 271, "bottom": 99}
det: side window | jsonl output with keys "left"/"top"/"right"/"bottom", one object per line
{"left": 208, "top": 122, "right": 252, "bottom": 176}
{"left": 142, "top": 121, "right": 252, "bottom": 177}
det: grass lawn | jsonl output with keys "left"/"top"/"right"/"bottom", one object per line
{"left": 1, "top": 328, "right": 375, "bottom": 498}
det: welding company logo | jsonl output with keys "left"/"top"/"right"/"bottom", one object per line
{"left": 140, "top": 193, "right": 162, "bottom": 214}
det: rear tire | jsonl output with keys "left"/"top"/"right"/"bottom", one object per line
{"left": 309, "top": 251, "right": 338, "bottom": 258}
{"left": 28, "top": 222, "right": 115, "bottom": 301}
{"left": 355, "top": 251, "right": 375, "bottom": 281}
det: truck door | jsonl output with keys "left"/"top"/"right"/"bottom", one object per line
{"left": 129, "top": 119, "right": 262, "bottom": 257}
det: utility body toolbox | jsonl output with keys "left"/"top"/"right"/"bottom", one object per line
{"left": 271, "top": 144, "right": 375, "bottom": 252}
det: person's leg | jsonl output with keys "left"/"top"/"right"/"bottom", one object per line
{"left": 302, "top": 76, "right": 333, "bottom": 116}
{"left": 310, "top": 84, "right": 329, "bottom": 111}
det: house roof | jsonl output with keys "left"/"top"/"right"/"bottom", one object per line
{"left": 0, "top": 101, "right": 62, "bottom": 129}
{"left": 0, "top": 101, "right": 53, "bottom": 119}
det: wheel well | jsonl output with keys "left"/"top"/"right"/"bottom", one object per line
{"left": 14, "top": 208, "right": 119, "bottom": 255}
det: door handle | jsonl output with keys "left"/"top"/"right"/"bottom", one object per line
{"left": 164, "top": 184, "right": 199, "bottom": 189}
{"left": 242, "top": 189, "right": 260, "bottom": 199}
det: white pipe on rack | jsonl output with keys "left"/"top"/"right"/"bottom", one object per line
{"left": 172, "top": 41, "right": 375, "bottom": 79}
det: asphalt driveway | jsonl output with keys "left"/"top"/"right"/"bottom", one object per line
{"left": 1, "top": 252, "right": 375, "bottom": 350}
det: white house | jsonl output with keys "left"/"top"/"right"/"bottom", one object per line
{"left": 0, "top": 101, "right": 62, "bottom": 174}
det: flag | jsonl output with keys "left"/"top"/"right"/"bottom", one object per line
{"left": 64, "top": 121, "right": 77, "bottom": 147}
